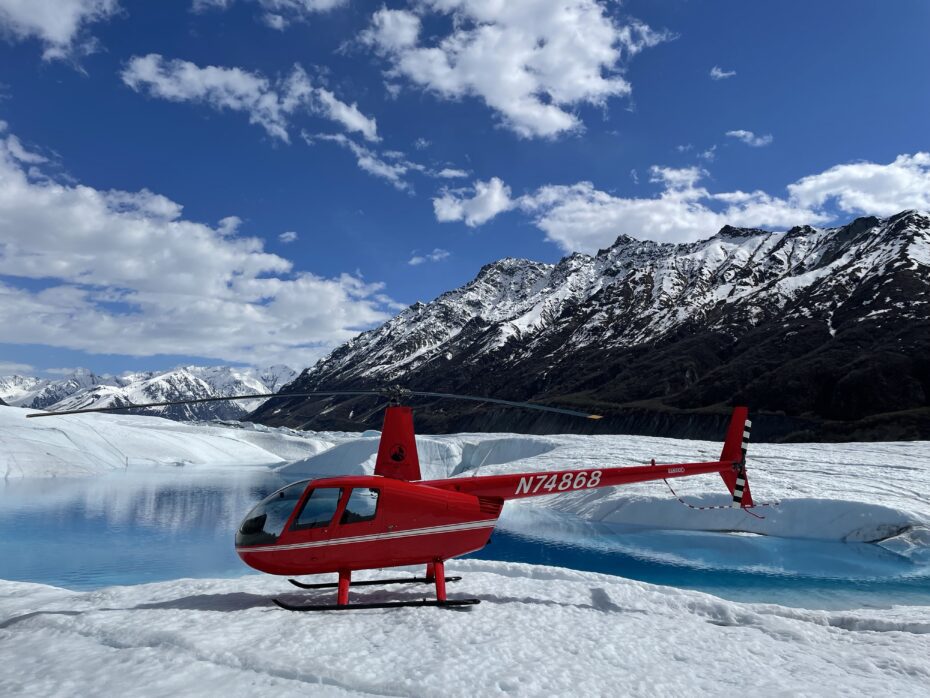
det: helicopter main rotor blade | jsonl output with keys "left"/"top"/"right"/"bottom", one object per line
{"left": 25, "top": 387, "right": 601, "bottom": 420}
{"left": 408, "top": 391, "right": 602, "bottom": 420}
{"left": 24, "top": 391, "right": 384, "bottom": 418}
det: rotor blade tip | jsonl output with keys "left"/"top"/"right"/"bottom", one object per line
{"left": 588, "top": 414, "right": 603, "bottom": 420}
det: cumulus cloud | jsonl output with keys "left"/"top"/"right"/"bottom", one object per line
{"left": 361, "top": 1, "right": 670, "bottom": 139}
{"left": 262, "top": 13, "right": 287, "bottom": 30}
{"left": 278, "top": 231, "right": 298, "bottom": 243}
{"left": 788, "top": 153, "right": 930, "bottom": 216}
{"left": 0, "top": 0, "right": 119, "bottom": 60}
{"left": 407, "top": 248, "right": 450, "bottom": 266}
{"left": 433, "top": 178, "right": 515, "bottom": 226}
{"left": 122, "top": 55, "right": 378, "bottom": 143}
{"left": 434, "top": 153, "right": 930, "bottom": 252}
{"left": 726, "top": 129, "right": 773, "bottom": 147}
{"left": 0, "top": 129, "right": 394, "bottom": 367}
{"left": 436, "top": 168, "right": 468, "bottom": 179}
{"left": 514, "top": 167, "right": 813, "bottom": 252}
{"left": 217, "top": 215, "right": 242, "bottom": 235}
{"left": 710, "top": 66, "right": 736, "bottom": 80}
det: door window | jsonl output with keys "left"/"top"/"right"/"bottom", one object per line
{"left": 292, "top": 487, "right": 342, "bottom": 530}
{"left": 340, "top": 488, "right": 380, "bottom": 524}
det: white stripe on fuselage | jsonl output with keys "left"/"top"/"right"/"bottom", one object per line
{"left": 237, "top": 519, "right": 496, "bottom": 553}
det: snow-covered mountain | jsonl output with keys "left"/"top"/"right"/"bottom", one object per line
{"left": 1, "top": 365, "right": 297, "bottom": 421}
{"left": 253, "top": 210, "right": 930, "bottom": 441}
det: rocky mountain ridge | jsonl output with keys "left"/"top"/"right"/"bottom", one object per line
{"left": 252, "top": 210, "right": 929, "bottom": 441}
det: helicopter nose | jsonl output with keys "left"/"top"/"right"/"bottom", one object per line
{"left": 236, "top": 547, "right": 273, "bottom": 574}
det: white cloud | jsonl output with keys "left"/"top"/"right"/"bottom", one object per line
{"left": 436, "top": 168, "right": 468, "bottom": 179}
{"left": 362, "top": 2, "right": 670, "bottom": 139}
{"left": 192, "top": 0, "right": 346, "bottom": 22}
{"left": 435, "top": 153, "right": 930, "bottom": 252}
{"left": 4, "top": 134, "right": 47, "bottom": 164}
{"left": 191, "top": 0, "right": 231, "bottom": 10}
{"left": 122, "top": 55, "right": 378, "bottom": 143}
{"left": 788, "top": 153, "right": 930, "bottom": 217}
{"left": 433, "top": 178, "right": 515, "bottom": 226}
{"left": 414, "top": 137, "right": 430, "bottom": 150}
{"left": 262, "top": 13, "right": 286, "bottom": 30}
{"left": 0, "top": 361, "right": 35, "bottom": 375}
{"left": 0, "top": 129, "right": 394, "bottom": 367}
{"left": 0, "top": 0, "right": 119, "bottom": 60}
{"left": 408, "top": 248, "right": 450, "bottom": 266}
{"left": 520, "top": 174, "right": 824, "bottom": 252}
{"left": 305, "top": 132, "right": 469, "bottom": 191}
{"left": 517, "top": 175, "right": 745, "bottom": 252}
{"left": 313, "top": 87, "right": 379, "bottom": 142}
{"left": 278, "top": 231, "right": 298, "bottom": 243}
{"left": 710, "top": 66, "right": 736, "bottom": 80}
{"left": 362, "top": 6, "right": 420, "bottom": 51}
{"left": 217, "top": 215, "right": 242, "bottom": 235}
{"left": 306, "top": 132, "right": 412, "bottom": 190}
{"left": 726, "top": 129, "right": 773, "bottom": 147}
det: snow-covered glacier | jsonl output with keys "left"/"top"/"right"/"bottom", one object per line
{"left": 2, "top": 561, "right": 929, "bottom": 697}
{"left": 2, "top": 406, "right": 930, "bottom": 695}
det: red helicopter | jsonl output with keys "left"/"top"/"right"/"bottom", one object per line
{"left": 29, "top": 389, "right": 754, "bottom": 611}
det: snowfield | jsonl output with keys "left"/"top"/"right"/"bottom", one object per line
{"left": 3, "top": 405, "right": 930, "bottom": 695}
{"left": 2, "top": 560, "right": 929, "bottom": 697}
{"left": 0, "top": 406, "right": 332, "bottom": 478}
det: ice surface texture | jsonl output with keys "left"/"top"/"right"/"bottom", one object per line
{"left": 1, "top": 560, "right": 929, "bottom": 697}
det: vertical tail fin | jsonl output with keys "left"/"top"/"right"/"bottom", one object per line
{"left": 719, "top": 407, "right": 753, "bottom": 508}
{"left": 374, "top": 406, "right": 422, "bottom": 481}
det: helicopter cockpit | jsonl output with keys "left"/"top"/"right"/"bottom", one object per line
{"left": 235, "top": 480, "right": 382, "bottom": 547}
{"left": 236, "top": 480, "right": 310, "bottom": 546}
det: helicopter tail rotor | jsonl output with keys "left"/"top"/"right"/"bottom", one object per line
{"left": 718, "top": 406, "right": 753, "bottom": 508}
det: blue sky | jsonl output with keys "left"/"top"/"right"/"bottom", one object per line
{"left": 0, "top": 0, "right": 928, "bottom": 376}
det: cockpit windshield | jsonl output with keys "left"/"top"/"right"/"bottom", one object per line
{"left": 236, "top": 480, "right": 308, "bottom": 547}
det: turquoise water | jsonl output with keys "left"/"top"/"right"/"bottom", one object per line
{"left": 1, "top": 470, "right": 928, "bottom": 609}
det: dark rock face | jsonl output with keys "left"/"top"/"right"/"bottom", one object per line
{"left": 251, "top": 211, "right": 930, "bottom": 442}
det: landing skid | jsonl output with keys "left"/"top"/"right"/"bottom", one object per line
{"left": 273, "top": 598, "right": 480, "bottom": 612}
{"left": 278, "top": 561, "right": 466, "bottom": 610}
{"left": 287, "top": 575, "right": 462, "bottom": 590}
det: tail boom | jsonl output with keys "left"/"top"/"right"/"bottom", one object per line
{"left": 423, "top": 406, "right": 754, "bottom": 508}
{"left": 424, "top": 459, "right": 733, "bottom": 501}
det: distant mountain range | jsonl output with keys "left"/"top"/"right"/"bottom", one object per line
{"left": 0, "top": 365, "right": 296, "bottom": 421}
{"left": 251, "top": 210, "right": 930, "bottom": 441}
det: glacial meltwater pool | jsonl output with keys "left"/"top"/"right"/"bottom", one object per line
{"left": 2, "top": 469, "right": 929, "bottom": 610}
